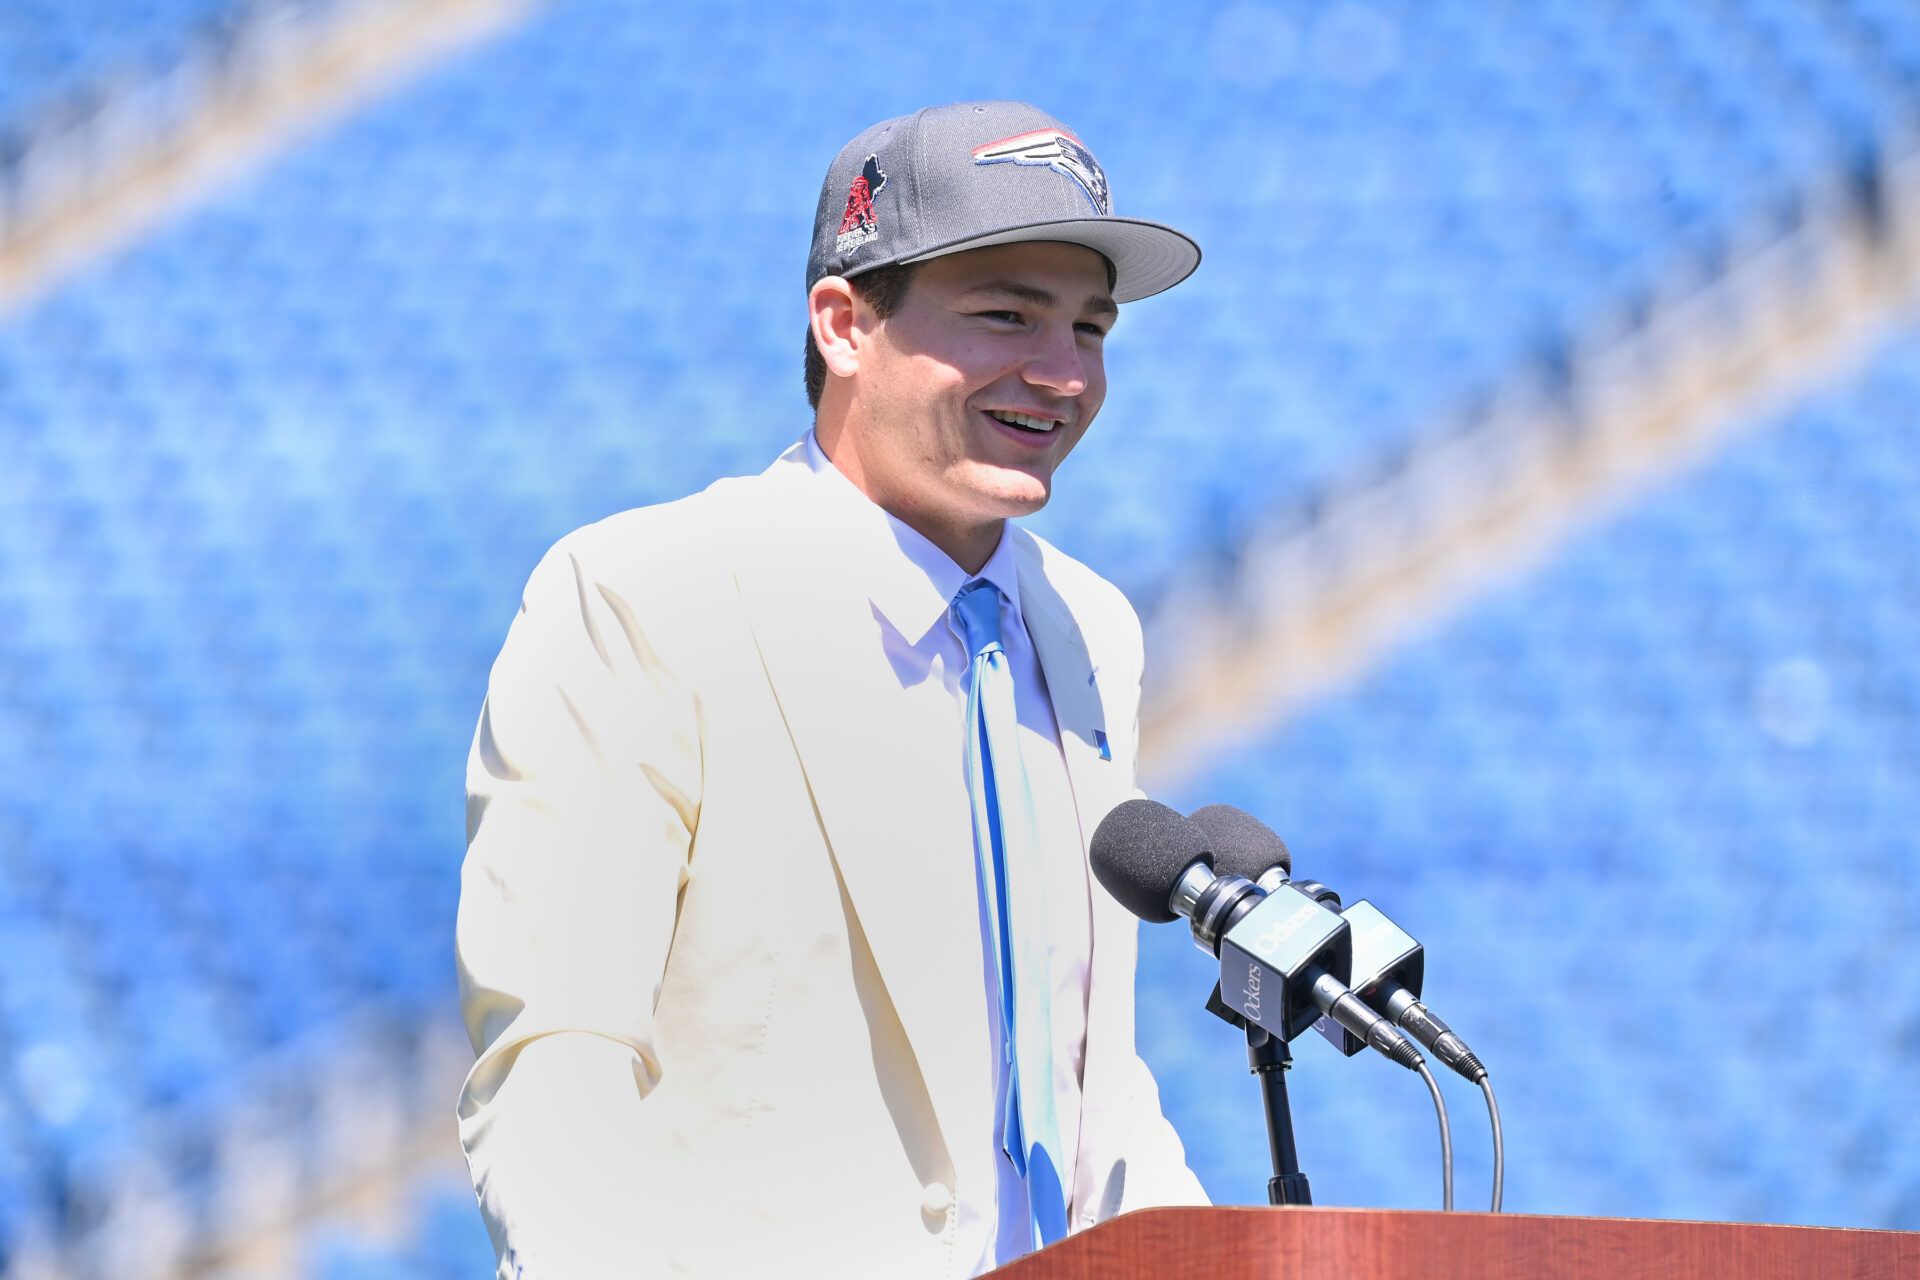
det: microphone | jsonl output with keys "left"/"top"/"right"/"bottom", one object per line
{"left": 1090, "top": 800, "right": 1423, "bottom": 1069}
{"left": 1085, "top": 796, "right": 1214, "bottom": 925}
{"left": 1187, "top": 804, "right": 1488, "bottom": 1085}
{"left": 1188, "top": 803, "right": 1291, "bottom": 887}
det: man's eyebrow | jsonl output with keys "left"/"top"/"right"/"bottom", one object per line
{"left": 960, "top": 279, "right": 1120, "bottom": 321}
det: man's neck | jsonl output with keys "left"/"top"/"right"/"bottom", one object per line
{"left": 813, "top": 426, "right": 1003, "bottom": 574}
{"left": 925, "top": 516, "right": 1002, "bottom": 578}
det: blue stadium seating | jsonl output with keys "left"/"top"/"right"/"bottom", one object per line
{"left": 1139, "top": 318, "right": 1920, "bottom": 1227}
{"left": 10, "top": 0, "right": 1918, "bottom": 601}
{"left": 300, "top": 1176, "right": 494, "bottom": 1280}
{"left": 0, "top": 0, "right": 244, "bottom": 134}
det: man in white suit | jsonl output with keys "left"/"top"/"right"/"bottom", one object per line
{"left": 457, "top": 101, "right": 1208, "bottom": 1278}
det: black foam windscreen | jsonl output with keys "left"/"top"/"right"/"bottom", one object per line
{"left": 1089, "top": 798, "right": 1213, "bottom": 923}
{"left": 1188, "top": 804, "right": 1293, "bottom": 881}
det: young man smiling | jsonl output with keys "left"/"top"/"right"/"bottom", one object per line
{"left": 808, "top": 241, "right": 1113, "bottom": 573}
{"left": 458, "top": 102, "right": 1206, "bottom": 1279}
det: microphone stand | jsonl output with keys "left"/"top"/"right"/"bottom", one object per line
{"left": 1248, "top": 1024, "right": 1312, "bottom": 1205}
{"left": 1212, "top": 985, "right": 1311, "bottom": 1204}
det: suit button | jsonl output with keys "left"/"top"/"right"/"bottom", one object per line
{"left": 920, "top": 1182, "right": 953, "bottom": 1217}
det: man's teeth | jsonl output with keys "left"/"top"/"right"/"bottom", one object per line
{"left": 988, "top": 410, "right": 1060, "bottom": 433}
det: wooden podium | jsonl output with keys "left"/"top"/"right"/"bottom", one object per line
{"left": 985, "top": 1206, "right": 1920, "bottom": 1278}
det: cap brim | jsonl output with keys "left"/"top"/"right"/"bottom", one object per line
{"left": 896, "top": 216, "right": 1200, "bottom": 303}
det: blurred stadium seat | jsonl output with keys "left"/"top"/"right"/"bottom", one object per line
{"left": 297, "top": 1177, "right": 493, "bottom": 1280}
{"left": 0, "top": 0, "right": 235, "bottom": 128}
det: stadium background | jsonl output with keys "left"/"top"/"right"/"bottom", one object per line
{"left": 3, "top": 0, "right": 1919, "bottom": 1274}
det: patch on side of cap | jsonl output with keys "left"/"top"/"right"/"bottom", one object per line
{"left": 971, "top": 129, "right": 1111, "bottom": 216}
{"left": 835, "top": 154, "right": 888, "bottom": 254}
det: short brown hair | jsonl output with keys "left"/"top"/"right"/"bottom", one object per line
{"left": 804, "top": 263, "right": 917, "bottom": 410}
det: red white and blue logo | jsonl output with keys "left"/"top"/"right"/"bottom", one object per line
{"left": 835, "top": 154, "right": 888, "bottom": 253}
{"left": 971, "top": 129, "right": 1111, "bottom": 216}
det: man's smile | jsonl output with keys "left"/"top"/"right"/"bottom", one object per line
{"left": 982, "top": 408, "right": 1067, "bottom": 434}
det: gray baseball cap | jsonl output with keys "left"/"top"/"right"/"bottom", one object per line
{"left": 806, "top": 100, "right": 1201, "bottom": 304}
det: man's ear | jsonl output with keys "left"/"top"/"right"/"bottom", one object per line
{"left": 809, "top": 276, "right": 862, "bottom": 379}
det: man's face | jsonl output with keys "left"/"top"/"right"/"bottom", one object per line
{"left": 838, "top": 240, "right": 1116, "bottom": 556}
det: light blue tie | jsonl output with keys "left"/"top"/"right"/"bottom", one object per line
{"left": 952, "top": 580, "right": 1068, "bottom": 1248}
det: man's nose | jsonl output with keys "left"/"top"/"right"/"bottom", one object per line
{"left": 1022, "top": 325, "right": 1092, "bottom": 397}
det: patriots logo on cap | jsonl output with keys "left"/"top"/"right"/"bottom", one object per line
{"left": 835, "top": 154, "right": 887, "bottom": 254}
{"left": 971, "top": 129, "right": 1111, "bottom": 216}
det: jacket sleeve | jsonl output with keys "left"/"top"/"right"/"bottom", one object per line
{"left": 1115, "top": 595, "right": 1212, "bottom": 1212}
{"left": 1113, "top": 1051, "right": 1212, "bottom": 1211}
{"left": 1075, "top": 579, "right": 1205, "bottom": 1212}
{"left": 455, "top": 532, "right": 702, "bottom": 1276}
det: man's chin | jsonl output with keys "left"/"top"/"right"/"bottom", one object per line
{"left": 972, "top": 469, "right": 1053, "bottom": 518}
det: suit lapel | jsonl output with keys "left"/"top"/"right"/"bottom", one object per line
{"left": 724, "top": 463, "right": 988, "bottom": 1170}
{"left": 1013, "top": 532, "right": 1113, "bottom": 836}
{"left": 1014, "top": 531, "right": 1139, "bottom": 1220}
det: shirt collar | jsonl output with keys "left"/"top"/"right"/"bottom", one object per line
{"left": 801, "top": 429, "right": 1024, "bottom": 641}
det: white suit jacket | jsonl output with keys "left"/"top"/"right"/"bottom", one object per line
{"left": 457, "top": 444, "right": 1207, "bottom": 1279}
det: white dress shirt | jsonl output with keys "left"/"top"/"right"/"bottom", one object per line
{"left": 801, "top": 432, "right": 1093, "bottom": 1274}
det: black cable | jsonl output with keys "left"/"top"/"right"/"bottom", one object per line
{"left": 1479, "top": 1073, "right": 1504, "bottom": 1212}
{"left": 1413, "top": 1059, "right": 1454, "bottom": 1211}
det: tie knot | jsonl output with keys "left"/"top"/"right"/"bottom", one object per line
{"left": 952, "top": 580, "right": 1004, "bottom": 659}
